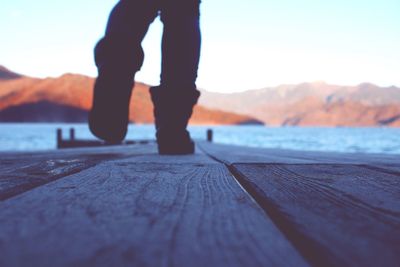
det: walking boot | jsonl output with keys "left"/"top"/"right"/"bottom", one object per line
{"left": 150, "top": 86, "right": 200, "bottom": 155}
{"left": 89, "top": 37, "right": 143, "bottom": 143}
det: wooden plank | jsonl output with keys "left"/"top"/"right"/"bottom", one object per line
{"left": 231, "top": 163, "right": 400, "bottom": 267}
{"left": 199, "top": 141, "right": 400, "bottom": 165}
{"left": 0, "top": 151, "right": 119, "bottom": 201}
{"left": 199, "top": 142, "right": 317, "bottom": 164}
{"left": 0, "top": 144, "right": 215, "bottom": 201}
{"left": 0, "top": 159, "right": 308, "bottom": 267}
{"left": 366, "top": 164, "right": 400, "bottom": 176}
{"left": 0, "top": 144, "right": 145, "bottom": 201}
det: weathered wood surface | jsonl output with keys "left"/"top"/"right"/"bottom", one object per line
{"left": 199, "top": 141, "right": 400, "bottom": 165}
{"left": 0, "top": 144, "right": 157, "bottom": 201}
{"left": 0, "top": 143, "right": 218, "bottom": 202}
{"left": 0, "top": 151, "right": 114, "bottom": 201}
{"left": 200, "top": 142, "right": 400, "bottom": 267}
{"left": 2, "top": 141, "right": 400, "bottom": 267}
{"left": 230, "top": 164, "right": 400, "bottom": 267}
{"left": 0, "top": 145, "right": 307, "bottom": 267}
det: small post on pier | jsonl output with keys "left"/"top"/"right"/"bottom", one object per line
{"left": 57, "top": 128, "right": 62, "bottom": 149}
{"left": 70, "top": 128, "right": 75, "bottom": 141}
{"left": 207, "top": 129, "right": 213, "bottom": 142}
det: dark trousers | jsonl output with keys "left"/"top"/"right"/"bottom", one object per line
{"left": 97, "top": 0, "right": 201, "bottom": 89}
{"left": 91, "top": 0, "right": 201, "bottom": 146}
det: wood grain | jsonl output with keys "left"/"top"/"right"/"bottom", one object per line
{"left": 0, "top": 151, "right": 119, "bottom": 201}
{"left": 0, "top": 159, "right": 307, "bottom": 267}
{"left": 199, "top": 141, "right": 400, "bottom": 165}
{"left": 231, "top": 163, "right": 400, "bottom": 267}
{"left": 0, "top": 143, "right": 215, "bottom": 201}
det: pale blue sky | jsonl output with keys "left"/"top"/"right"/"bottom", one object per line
{"left": 1, "top": 0, "right": 399, "bottom": 92}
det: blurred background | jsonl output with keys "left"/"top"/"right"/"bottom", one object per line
{"left": 1, "top": 0, "right": 400, "bottom": 153}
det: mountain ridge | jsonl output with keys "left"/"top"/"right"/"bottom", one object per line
{"left": 0, "top": 66, "right": 23, "bottom": 80}
{"left": 199, "top": 82, "right": 400, "bottom": 126}
{"left": 0, "top": 67, "right": 261, "bottom": 125}
{"left": 1, "top": 66, "right": 399, "bottom": 126}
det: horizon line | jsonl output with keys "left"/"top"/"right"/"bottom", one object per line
{"left": 1, "top": 65, "right": 400, "bottom": 92}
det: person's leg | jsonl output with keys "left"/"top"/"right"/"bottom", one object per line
{"left": 160, "top": 0, "right": 201, "bottom": 89}
{"left": 90, "top": 0, "right": 159, "bottom": 143}
{"left": 150, "top": 0, "right": 201, "bottom": 154}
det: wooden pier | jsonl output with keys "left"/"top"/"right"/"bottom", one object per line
{"left": 0, "top": 141, "right": 399, "bottom": 267}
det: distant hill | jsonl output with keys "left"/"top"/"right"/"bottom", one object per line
{"left": 0, "top": 67, "right": 262, "bottom": 125}
{"left": 199, "top": 82, "right": 400, "bottom": 127}
{"left": 0, "top": 66, "right": 23, "bottom": 80}
{"left": 3, "top": 65, "right": 399, "bottom": 126}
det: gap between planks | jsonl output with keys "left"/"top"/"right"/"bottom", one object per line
{"left": 198, "top": 142, "right": 400, "bottom": 267}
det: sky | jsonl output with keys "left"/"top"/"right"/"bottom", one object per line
{"left": 1, "top": 0, "right": 400, "bottom": 93}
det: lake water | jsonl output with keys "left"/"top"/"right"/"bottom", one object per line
{"left": 0, "top": 123, "right": 400, "bottom": 154}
